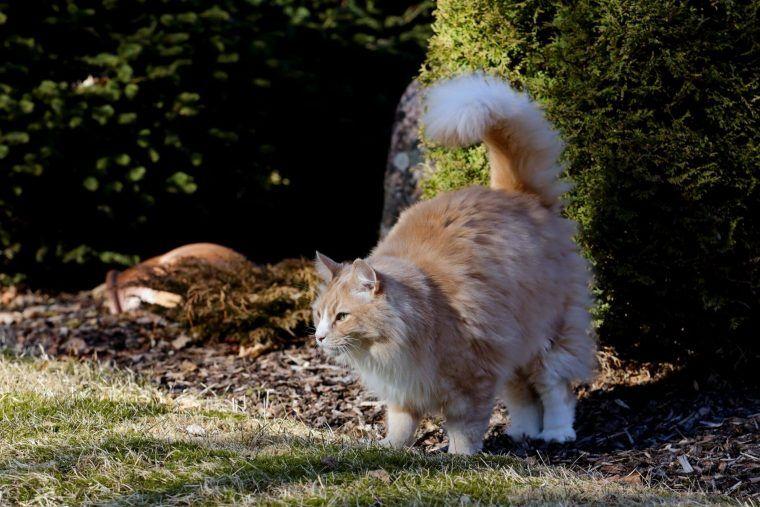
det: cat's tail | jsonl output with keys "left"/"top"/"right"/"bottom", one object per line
{"left": 423, "top": 73, "right": 568, "bottom": 207}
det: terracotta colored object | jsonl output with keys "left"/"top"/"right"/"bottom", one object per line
{"left": 102, "top": 243, "right": 246, "bottom": 314}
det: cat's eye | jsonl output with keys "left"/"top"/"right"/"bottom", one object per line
{"left": 335, "top": 312, "right": 350, "bottom": 322}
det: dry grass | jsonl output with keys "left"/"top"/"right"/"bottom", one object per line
{"left": 0, "top": 352, "right": 722, "bottom": 505}
{"left": 144, "top": 258, "right": 318, "bottom": 357}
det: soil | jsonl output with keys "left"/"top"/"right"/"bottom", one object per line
{"left": 2, "top": 287, "right": 758, "bottom": 500}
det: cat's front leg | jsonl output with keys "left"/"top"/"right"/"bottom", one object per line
{"left": 379, "top": 403, "right": 419, "bottom": 449}
{"left": 445, "top": 399, "right": 494, "bottom": 455}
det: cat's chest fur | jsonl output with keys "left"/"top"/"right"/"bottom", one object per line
{"left": 348, "top": 348, "right": 440, "bottom": 413}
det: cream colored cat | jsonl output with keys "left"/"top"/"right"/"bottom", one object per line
{"left": 312, "top": 74, "right": 596, "bottom": 455}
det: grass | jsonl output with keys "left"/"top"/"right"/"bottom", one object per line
{"left": 0, "top": 353, "right": 717, "bottom": 506}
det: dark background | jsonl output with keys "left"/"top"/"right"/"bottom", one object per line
{"left": 0, "top": 0, "right": 432, "bottom": 289}
{"left": 2, "top": 0, "right": 758, "bottom": 366}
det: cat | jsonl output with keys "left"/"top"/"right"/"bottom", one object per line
{"left": 312, "top": 73, "right": 596, "bottom": 454}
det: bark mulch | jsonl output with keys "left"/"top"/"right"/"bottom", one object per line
{"left": 1, "top": 287, "right": 758, "bottom": 500}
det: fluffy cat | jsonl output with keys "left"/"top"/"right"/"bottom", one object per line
{"left": 312, "top": 74, "right": 596, "bottom": 455}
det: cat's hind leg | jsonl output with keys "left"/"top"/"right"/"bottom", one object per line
{"left": 534, "top": 378, "right": 577, "bottom": 443}
{"left": 533, "top": 287, "right": 596, "bottom": 443}
{"left": 502, "top": 375, "right": 542, "bottom": 440}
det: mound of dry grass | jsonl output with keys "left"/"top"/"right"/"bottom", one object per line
{"left": 141, "top": 258, "right": 317, "bottom": 357}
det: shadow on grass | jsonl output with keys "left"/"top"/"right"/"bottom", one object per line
{"left": 0, "top": 383, "right": 709, "bottom": 504}
{"left": 1, "top": 432, "right": 527, "bottom": 504}
{"left": 0, "top": 352, "right": 740, "bottom": 503}
{"left": 5, "top": 423, "right": 686, "bottom": 505}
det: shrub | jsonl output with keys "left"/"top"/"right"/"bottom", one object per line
{"left": 421, "top": 0, "right": 759, "bottom": 361}
{"left": 0, "top": 0, "right": 432, "bottom": 288}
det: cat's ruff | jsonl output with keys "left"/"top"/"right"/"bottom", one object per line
{"left": 312, "top": 73, "right": 596, "bottom": 455}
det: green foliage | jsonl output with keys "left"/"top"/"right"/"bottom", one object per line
{"left": 422, "top": 0, "right": 759, "bottom": 360}
{"left": 0, "top": 0, "right": 432, "bottom": 287}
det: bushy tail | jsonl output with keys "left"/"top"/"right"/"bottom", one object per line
{"left": 423, "top": 73, "right": 568, "bottom": 207}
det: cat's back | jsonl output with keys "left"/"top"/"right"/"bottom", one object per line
{"left": 375, "top": 185, "right": 557, "bottom": 270}
{"left": 373, "top": 184, "right": 579, "bottom": 358}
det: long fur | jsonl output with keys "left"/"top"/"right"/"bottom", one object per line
{"left": 423, "top": 73, "right": 569, "bottom": 207}
{"left": 312, "top": 73, "right": 596, "bottom": 455}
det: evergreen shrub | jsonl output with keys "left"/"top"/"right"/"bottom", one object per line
{"left": 421, "top": 0, "right": 759, "bottom": 361}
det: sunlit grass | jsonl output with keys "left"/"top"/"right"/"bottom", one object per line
{"left": 0, "top": 353, "right": 715, "bottom": 505}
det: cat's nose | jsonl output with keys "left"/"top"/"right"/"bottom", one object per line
{"left": 314, "top": 332, "right": 325, "bottom": 343}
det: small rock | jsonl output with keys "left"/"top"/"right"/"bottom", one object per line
{"left": 185, "top": 424, "right": 206, "bottom": 437}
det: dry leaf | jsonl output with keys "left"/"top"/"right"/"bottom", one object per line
{"left": 612, "top": 473, "right": 643, "bottom": 485}
{"left": 179, "top": 360, "right": 198, "bottom": 373}
{"left": 171, "top": 334, "right": 192, "bottom": 350}
{"left": 239, "top": 342, "right": 270, "bottom": 359}
{"left": 678, "top": 455, "right": 694, "bottom": 474}
{"left": 367, "top": 469, "right": 391, "bottom": 483}
{"left": 62, "top": 337, "right": 88, "bottom": 355}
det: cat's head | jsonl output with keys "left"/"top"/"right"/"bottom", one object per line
{"left": 311, "top": 252, "right": 394, "bottom": 358}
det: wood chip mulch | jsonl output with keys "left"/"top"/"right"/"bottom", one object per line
{"left": 1, "top": 288, "right": 758, "bottom": 500}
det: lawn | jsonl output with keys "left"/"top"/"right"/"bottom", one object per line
{"left": 0, "top": 353, "right": 718, "bottom": 506}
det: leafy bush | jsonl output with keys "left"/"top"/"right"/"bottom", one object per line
{"left": 0, "top": 0, "right": 432, "bottom": 288}
{"left": 421, "top": 0, "right": 759, "bottom": 361}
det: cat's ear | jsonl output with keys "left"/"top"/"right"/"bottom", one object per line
{"left": 315, "top": 251, "right": 341, "bottom": 282}
{"left": 352, "top": 259, "right": 381, "bottom": 295}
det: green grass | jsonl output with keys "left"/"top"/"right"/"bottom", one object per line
{"left": 0, "top": 354, "right": 715, "bottom": 505}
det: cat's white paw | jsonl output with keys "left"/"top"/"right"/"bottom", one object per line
{"left": 447, "top": 441, "right": 480, "bottom": 455}
{"left": 538, "top": 427, "right": 576, "bottom": 443}
{"left": 378, "top": 437, "right": 404, "bottom": 449}
{"left": 505, "top": 423, "right": 541, "bottom": 441}
{"left": 504, "top": 402, "right": 542, "bottom": 441}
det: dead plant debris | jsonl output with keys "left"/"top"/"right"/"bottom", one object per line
{"left": 128, "top": 257, "right": 317, "bottom": 358}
